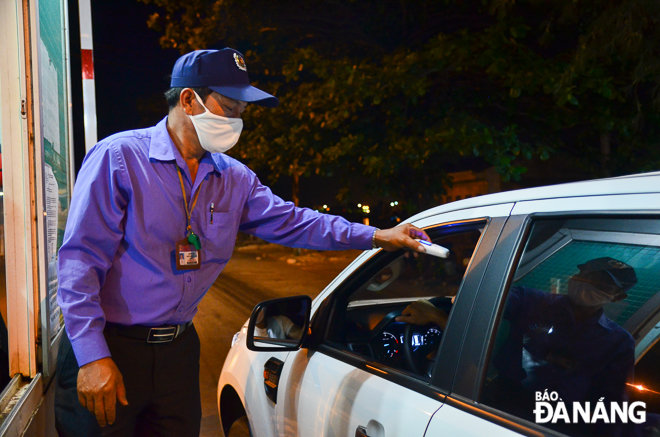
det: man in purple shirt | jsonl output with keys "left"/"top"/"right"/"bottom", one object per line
{"left": 55, "top": 48, "right": 429, "bottom": 436}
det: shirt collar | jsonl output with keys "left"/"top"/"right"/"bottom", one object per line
{"left": 596, "top": 310, "right": 612, "bottom": 330}
{"left": 575, "top": 305, "right": 610, "bottom": 330}
{"left": 559, "top": 296, "right": 609, "bottom": 329}
{"left": 579, "top": 306, "right": 607, "bottom": 328}
{"left": 149, "top": 116, "right": 223, "bottom": 174}
{"left": 148, "top": 117, "right": 177, "bottom": 162}
{"left": 211, "top": 152, "right": 239, "bottom": 173}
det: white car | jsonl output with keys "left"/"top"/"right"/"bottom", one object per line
{"left": 218, "top": 172, "right": 660, "bottom": 437}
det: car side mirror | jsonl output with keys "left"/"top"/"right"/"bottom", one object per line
{"left": 246, "top": 295, "right": 312, "bottom": 352}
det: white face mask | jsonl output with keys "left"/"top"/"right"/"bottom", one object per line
{"left": 567, "top": 279, "right": 614, "bottom": 307}
{"left": 188, "top": 91, "right": 243, "bottom": 154}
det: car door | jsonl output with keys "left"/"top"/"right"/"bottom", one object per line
{"left": 274, "top": 205, "right": 512, "bottom": 437}
{"left": 429, "top": 194, "right": 660, "bottom": 437}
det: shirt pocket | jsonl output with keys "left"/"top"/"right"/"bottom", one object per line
{"left": 202, "top": 209, "right": 242, "bottom": 263}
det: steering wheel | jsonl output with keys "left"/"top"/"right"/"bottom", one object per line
{"left": 403, "top": 323, "right": 441, "bottom": 377}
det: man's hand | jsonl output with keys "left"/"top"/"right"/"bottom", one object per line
{"left": 395, "top": 299, "right": 448, "bottom": 328}
{"left": 374, "top": 224, "right": 431, "bottom": 252}
{"left": 77, "top": 357, "right": 128, "bottom": 427}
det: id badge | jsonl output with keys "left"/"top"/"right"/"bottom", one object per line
{"left": 176, "top": 237, "right": 201, "bottom": 270}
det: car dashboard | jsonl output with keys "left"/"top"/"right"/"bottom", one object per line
{"left": 341, "top": 298, "right": 449, "bottom": 372}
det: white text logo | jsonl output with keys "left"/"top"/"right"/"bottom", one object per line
{"left": 533, "top": 391, "right": 646, "bottom": 424}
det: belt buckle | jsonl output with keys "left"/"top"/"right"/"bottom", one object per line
{"left": 147, "top": 326, "right": 177, "bottom": 343}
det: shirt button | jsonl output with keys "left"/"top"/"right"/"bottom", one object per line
{"left": 187, "top": 277, "right": 192, "bottom": 283}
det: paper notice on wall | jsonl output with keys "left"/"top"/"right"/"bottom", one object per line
{"left": 45, "top": 164, "right": 62, "bottom": 340}
{"left": 49, "top": 278, "right": 62, "bottom": 342}
{"left": 39, "top": 38, "right": 60, "bottom": 154}
{"left": 45, "top": 164, "right": 59, "bottom": 262}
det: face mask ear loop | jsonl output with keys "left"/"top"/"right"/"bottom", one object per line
{"left": 191, "top": 90, "right": 211, "bottom": 115}
{"left": 602, "top": 270, "right": 625, "bottom": 292}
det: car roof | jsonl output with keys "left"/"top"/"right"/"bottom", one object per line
{"left": 407, "top": 171, "right": 660, "bottom": 223}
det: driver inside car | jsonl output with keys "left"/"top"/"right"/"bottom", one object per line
{"left": 394, "top": 295, "right": 454, "bottom": 367}
{"left": 395, "top": 296, "right": 452, "bottom": 327}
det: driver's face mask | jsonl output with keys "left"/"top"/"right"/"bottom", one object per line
{"left": 567, "top": 278, "right": 615, "bottom": 307}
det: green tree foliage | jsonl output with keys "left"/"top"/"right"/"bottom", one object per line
{"left": 141, "top": 0, "right": 660, "bottom": 210}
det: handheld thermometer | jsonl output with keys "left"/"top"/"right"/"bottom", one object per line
{"left": 415, "top": 239, "right": 450, "bottom": 258}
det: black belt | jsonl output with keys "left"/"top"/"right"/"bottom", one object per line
{"left": 105, "top": 321, "right": 193, "bottom": 344}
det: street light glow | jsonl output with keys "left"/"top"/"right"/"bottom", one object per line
{"left": 627, "top": 383, "right": 660, "bottom": 395}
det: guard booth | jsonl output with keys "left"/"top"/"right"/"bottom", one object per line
{"left": 0, "top": 0, "right": 95, "bottom": 433}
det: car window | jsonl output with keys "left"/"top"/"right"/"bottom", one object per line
{"left": 325, "top": 222, "right": 486, "bottom": 380}
{"left": 481, "top": 217, "right": 660, "bottom": 437}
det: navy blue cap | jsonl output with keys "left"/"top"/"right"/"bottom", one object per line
{"left": 170, "top": 49, "right": 279, "bottom": 108}
{"left": 577, "top": 257, "right": 638, "bottom": 293}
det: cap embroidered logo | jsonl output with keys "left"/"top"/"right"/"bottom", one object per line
{"left": 608, "top": 259, "right": 626, "bottom": 269}
{"left": 234, "top": 53, "right": 247, "bottom": 71}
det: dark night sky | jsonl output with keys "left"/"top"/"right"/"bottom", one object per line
{"left": 82, "top": 0, "right": 371, "bottom": 211}
{"left": 90, "top": 0, "right": 179, "bottom": 138}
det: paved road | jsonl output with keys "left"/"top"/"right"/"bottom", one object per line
{"left": 194, "top": 245, "right": 361, "bottom": 436}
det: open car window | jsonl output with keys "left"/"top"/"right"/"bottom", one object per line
{"left": 481, "top": 217, "right": 660, "bottom": 437}
{"left": 325, "top": 222, "right": 486, "bottom": 380}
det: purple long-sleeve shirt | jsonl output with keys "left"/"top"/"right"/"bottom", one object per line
{"left": 58, "top": 117, "right": 375, "bottom": 366}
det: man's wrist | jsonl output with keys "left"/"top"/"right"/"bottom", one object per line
{"left": 372, "top": 228, "right": 380, "bottom": 249}
{"left": 69, "top": 330, "right": 112, "bottom": 367}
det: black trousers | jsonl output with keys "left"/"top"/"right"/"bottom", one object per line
{"left": 55, "top": 325, "right": 202, "bottom": 437}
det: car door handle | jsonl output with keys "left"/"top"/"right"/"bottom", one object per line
{"left": 356, "top": 425, "right": 369, "bottom": 437}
